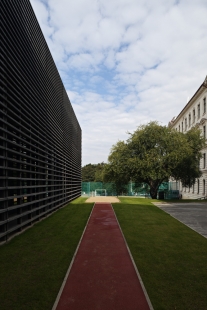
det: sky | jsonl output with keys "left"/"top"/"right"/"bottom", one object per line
{"left": 30, "top": 0, "right": 207, "bottom": 166}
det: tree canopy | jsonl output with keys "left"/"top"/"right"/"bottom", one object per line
{"left": 82, "top": 162, "right": 106, "bottom": 182}
{"left": 103, "top": 121, "right": 205, "bottom": 198}
{"left": 103, "top": 141, "right": 130, "bottom": 194}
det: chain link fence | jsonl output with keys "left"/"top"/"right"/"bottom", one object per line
{"left": 82, "top": 181, "right": 179, "bottom": 198}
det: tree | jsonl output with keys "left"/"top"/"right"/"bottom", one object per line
{"left": 82, "top": 162, "right": 106, "bottom": 182}
{"left": 81, "top": 164, "right": 97, "bottom": 182}
{"left": 103, "top": 141, "right": 130, "bottom": 195}
{"left": 94, "top": 162, "right": 106, "bottom": 182}
{"left": 170, "top": 128, "right": 204, "bottom": 187}
{"left": 103, "top": 122, "right": 205, "bottom": 199}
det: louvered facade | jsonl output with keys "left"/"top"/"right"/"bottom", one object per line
{"left": 0, "top": 0, "right": 81, "bottom": 242}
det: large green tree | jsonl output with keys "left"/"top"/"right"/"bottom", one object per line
{"left": 103, "top": 122, "right": 205, "bottom": 199}
{"left": 103, "top": 141, "right": 129, "bottom": 195}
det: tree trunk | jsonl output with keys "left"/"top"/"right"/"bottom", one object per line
{"left": 150, "top": 188, "right": 158, "bottom": 199}
{"left": 149, "top": 180, "right": 161, "bottom": 199}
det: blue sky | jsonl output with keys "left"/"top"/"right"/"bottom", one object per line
{"left": 30, "top": 0, "right": 207, "bottom": 166}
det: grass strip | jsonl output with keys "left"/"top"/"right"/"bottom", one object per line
{"left": 0, "top": 197, "right": 93, "bottom": 310}
{"left": 113, "top": 197, "right": 207, "bottom": 310}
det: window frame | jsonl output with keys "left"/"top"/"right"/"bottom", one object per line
{"left": 193, "top": 109, "right": 195, "bottom": 123}
{"left": 204, "top": 97, "right": 206, "bottom": 114}
{"left": 185, "top": 118, "right": 187, "bottom": 131}
{"left": 189, "top": 113, "right": 191, "bottom": 127}
{"left": 198, "top": 104, "right": 200, "bottom": 119}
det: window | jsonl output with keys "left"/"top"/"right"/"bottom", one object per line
{"left": 198, "top": 104, "right": 200, "bottom": 119}
{"left": 185, "top": 118, "right": 187, "bottom": 131}
{"left": 193, "top": 109, "right": 195, "bottom": 123}
{"left": 204, "top": 153, "right": 206, "bottom": 168}
{"left": 203, "top": 179, "right": 205, "bottom": 195}
{"left": 204, "top": 126, "right": 206, "bottom": 139}
{"left": 198, "top": 179, "right": 199, "bottom": 194}
{"left": 204, "top": 97, "right": 206, "bottom": 114}
{"left": 179, "top": 125, "right": 180, "bottom": 132}
{"left": 182, "top": 122, "right": 183, "bottom": 132}
{"left": 189, "top": 113, "right": 191, "bottom": 127}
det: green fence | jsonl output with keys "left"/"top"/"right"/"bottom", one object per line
{"left": 81, "top": 181, "right": 179, "bottom": 197}
{"left": 82, "top": 182, "right": 117, "bottom": 196}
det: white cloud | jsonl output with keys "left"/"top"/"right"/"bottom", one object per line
{"left": 30, "top": 0, "right": 53, "bottom": 37}
{"left": 30, "top": 0, "right": 207, "bottom": 165}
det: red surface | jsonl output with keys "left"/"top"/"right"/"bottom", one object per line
{"left": 56, "top": 203, "right": 150, "bottom": 310}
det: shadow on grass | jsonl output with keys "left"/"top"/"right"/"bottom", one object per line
{"left": 0, "top": 197, "right": 93, "bottom": 310}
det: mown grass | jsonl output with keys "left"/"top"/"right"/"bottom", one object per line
{"left": 113, "top": 197, "right": 207, "bottom": 310}
{"left": 0, "top": 197, "right": 93, "bottom": 310}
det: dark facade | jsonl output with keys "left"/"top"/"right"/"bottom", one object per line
{"left": 0, "top": 1, "right": 81, "bottom": 242}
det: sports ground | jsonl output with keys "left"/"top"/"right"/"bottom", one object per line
{"left": 53, "top": 201, "right": 152, "bottom": 310}
{"left": 1, "top": 197, "right": 207, "bottom": 310}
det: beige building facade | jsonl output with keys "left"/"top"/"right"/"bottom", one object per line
{"left": 169, "top": 76, "right": 207, "bottom": 199}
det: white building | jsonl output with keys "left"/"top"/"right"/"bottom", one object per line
{"left": 169, "top": 76, "right": 207, "bottom": 199}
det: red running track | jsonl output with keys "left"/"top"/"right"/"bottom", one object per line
{"left": 54, "top": 203, "right": 152, "bottom": 310}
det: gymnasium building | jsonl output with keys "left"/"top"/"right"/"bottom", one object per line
{"left": 0, "top": 0, "right": 81, "bottom": 242}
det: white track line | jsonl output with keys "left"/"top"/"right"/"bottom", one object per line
{"left": 52, "top": 203, "right": 95, "bottom": 310}
{"left": 111, "top": 203, "right": 154, "bottom": 310}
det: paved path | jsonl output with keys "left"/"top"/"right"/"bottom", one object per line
{"left": 53, "top": 203, "right": 152, "bottom": 310}
{"left": 154, "top": 202, "right": 207, "bottom": 238}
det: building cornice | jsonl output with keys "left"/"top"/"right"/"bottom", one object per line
{"left": 169, "top": 76, "right": 207, "bottom": 127}
{"left": 200, "top": 117, "right": 207, "bottom": 125}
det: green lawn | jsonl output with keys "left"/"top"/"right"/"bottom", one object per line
{"left": 113, "top": 197, "right": 207, "bottom": 310}
{"left": 0, "top": 197, "right": 93, "bottom": 310}
{"left": 1, "top": 196, "right": 207, "bottom": 310}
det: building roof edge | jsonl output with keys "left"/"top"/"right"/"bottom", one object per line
{"left": 169, "top": 76, "right": 207, "bottom": 127}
